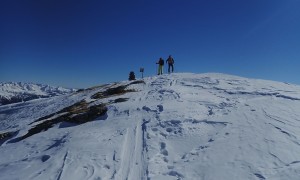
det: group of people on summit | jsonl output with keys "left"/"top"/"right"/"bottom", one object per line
{"left": 156, "top": 55, "right": 175, "bottom": 75}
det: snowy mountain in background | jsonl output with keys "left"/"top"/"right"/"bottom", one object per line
{"left": 0, "top": 82, "right": 77, "bottom": 105}
{"left": 1, "top": 73, "right": 300, "bottom": 180}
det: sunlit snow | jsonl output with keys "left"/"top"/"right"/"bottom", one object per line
{"left": 1, "top": 73, "right": 300, "bottom": 180}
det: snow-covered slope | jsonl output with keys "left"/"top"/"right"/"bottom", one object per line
{"left": 1, "top": 73, "right": 300, "bottom": 180}
{"left": 0, "top": 82, "right": 77, "bottom": 105}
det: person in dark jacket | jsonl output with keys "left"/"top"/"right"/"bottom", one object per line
{"left": 166, "top": 55, "right": 175, "bottom": 73}
{"left": 156, "top": 57, "right": 164, "bottom": 75}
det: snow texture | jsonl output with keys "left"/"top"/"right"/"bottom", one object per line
{"left": 1, "top": 73, "right": 300, "bottom": 180}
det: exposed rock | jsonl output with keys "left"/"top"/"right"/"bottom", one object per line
{"left": 113, "top": 98, "right": 129, "bottom": 103}
{"left": 0, "top": 131, "right": 17, "bottom": 145}
{"left": 8, "top": 81, "right": 143, "bottom": 142}
{"left": 129, "top": 80, "right": 145, "bottom": 85}
{"left": 91, "top": 85, "right": 135, "bottom": 99}
{"left": 0, "top": 131, "right": 14, "bottom": 140}
{"left": 13, "top": 101, "right": 107, "bottom": 142}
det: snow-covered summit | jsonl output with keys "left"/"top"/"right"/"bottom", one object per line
{"left": 1, "top": 73, "right": 300, "bottom": 180}
{"left": 0, "top": 82, "right": 77, "bottom": 105}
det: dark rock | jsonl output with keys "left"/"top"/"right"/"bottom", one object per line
{"left": 13, "top": 101, "right": 108, "bottom": 142}
{"left": 0, "top": 131, "right": 14, "bottom": 140}
{"left": 114, "top": 98, "right": 129, "bottom": 103}
{"left": 129, "top": 80, "right": 145, "bottom": 85}
{"left": 0, "top": 131, "right": 17, "bottom": 145}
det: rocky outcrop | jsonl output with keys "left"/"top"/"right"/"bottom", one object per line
{"left": 11, "top": 101, "right": 107, "bottom": 142}
{"left": 8, "top": 81, "right": 144, "bottom": 142}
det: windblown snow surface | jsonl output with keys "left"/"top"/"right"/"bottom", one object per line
{"left": 1, "top": 73, "right": 300, "bottom": 180}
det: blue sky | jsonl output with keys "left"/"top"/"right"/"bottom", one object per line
{"left": 1, "top": 0, "right": 300, "bottom": 88}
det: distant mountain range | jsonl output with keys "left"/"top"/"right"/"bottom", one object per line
{"left": 0, "top": 82, "right": 77, "bottom": 105}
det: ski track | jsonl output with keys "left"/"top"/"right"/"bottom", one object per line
{"left": 57, "top": 151, "right": 68, "bottom": 180}
{"left": 116, "top": 119, "right": 148, "bottom": 180}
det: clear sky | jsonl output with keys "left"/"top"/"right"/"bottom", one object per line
{"left": 1, "top": 0, "right": 300, "bottom": 88}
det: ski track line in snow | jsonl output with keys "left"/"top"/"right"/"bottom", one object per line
{"left": 116, "top": 119, "right": 148, "bottom": 180}
{"left": 57, "top": 151, "right": 68, "bottom": 180}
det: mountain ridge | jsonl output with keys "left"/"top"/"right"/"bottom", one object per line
{"left": 0, "top": 82, "right": 77, "bottom": 105}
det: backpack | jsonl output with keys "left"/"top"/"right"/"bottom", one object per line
{"left": 159, "top": 59, "right": 164, "bottom": 65}
{"left": 168, "top": 58, "right": 174, "bottom": 64}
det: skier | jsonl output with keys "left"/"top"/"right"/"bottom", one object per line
{"left": 156, "top": 57, "right": 164, "bottom": 75}
{"left": 166, "top": 55, "right": 175, "bottom": 73}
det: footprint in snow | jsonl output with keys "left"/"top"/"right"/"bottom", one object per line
{"left": 160, "top": 142, "right": 168, "bottom": 156}
{"left": 160, "top": 142, "right": 166, "bottom": 149}
{"left": 41, "top": 155, "right": 51, "bottom": 162}
{"left": 168, "top": 170, "right": 184, "bottom": 179}
{"left": 166, "top": 128, "right": 173, "bottom": 132}
{"left": 208, "top": 138, "right": 214, "bottom": 142}
{"left": 254, "top": 173, "right": 266, "bottom": 180}
{"left": 157, "top": 105, "right": 163, "bottom": 112}
{"left": 142, "top": 106, "right": 157, "bottom": 112}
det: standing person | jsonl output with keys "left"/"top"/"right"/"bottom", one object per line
{"left": 166, "top": 55, "right": 175, "bottom": 73}
{"left": 156, "top": 57, "right": 164, "bottom": 75}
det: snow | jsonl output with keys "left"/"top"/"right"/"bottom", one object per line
{"left": 0, "top": 82, "right": 76, "bottom": 105}
{"left": 1, "top": 73, "right": 300, "bottom": 180}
